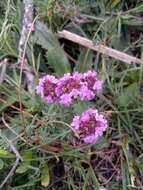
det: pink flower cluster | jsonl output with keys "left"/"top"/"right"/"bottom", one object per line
{"left": 71, "top": 108, "right": 108, "bottom": 144}
{"left": 36, "top": 71, "right": 103, "bottom": 107}
{"left": 36, "top": 71, "right": 108, "bottom": 144}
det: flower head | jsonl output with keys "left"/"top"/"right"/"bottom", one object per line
{"left": 36, "top": 75, "right": 58, "bottom": 104}
{"left": 55, "top": 73, "right": 83, "bottom": 106}
{"left": 83, "top": 70, "right": 103, "bottom": 92}
{"left": 36, "top": 71, "right": 104, "bottom": 106}
{"left": 71, "top": 108, "right": 108, "bottom": 144}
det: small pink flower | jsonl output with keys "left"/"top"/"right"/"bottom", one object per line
{"left": 83, "top": 70, "right": 103, "bottom": 92}
{"left": 55, "top": 73, "right": 82, "bottom": 106}
{"left": 71, "top": 108, "right": 108, "bottom": 144}
{"left": 36, "top": 75, "right": 58, "bottom": 104}
{"left": 79, "top": 85, "right": 95, "bottom": 101}
{"left": 93, "top": 80, "right": 103, "bottom": 92}
{"left": 59, "top": 93, "right": 73, "bottom": 107}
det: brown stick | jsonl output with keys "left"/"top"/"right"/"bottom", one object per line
{"left": 57, "top": 30, "right": 142, "bottom": 64}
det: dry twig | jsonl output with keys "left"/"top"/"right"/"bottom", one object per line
{"left": 0, "top": 125, "right": 22, "bottom": 189}
{"left": 57, "top": 30, "right": 142, "bottom": 65}
{"left": 0, "top": 58, "right": 8, "bottom": 84}
{"left": 2, "top": 116, "right": 27, "bottom": 143}
{"left": 18, "top": 0, "right": 34, "bottom": 93}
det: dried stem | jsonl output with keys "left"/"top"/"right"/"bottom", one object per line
{"left": 17, "top": 0, "right": 37, "bottom": 130}
{"left": 18, "top": 0, "right": 34, "bottom": 93}
{"left": 0, "top": 132, "right": 22, "bottom": 188}
{"left": 57, "top": 30, "right": 142, "bottom": 65}
{"left": 2, "top": 116, "right": 27, "bottom": 143}
{"left": 0, "top": 97, "right": 32, "bottom": 117}
{"left": 0, "top": 58, "right": 8, "bottom": 84}
{"left": 0, "top": 157, "right": 20, "bottom": 189}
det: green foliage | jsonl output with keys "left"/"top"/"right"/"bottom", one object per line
{"left": 33, "top": 21, "right": 71, "bottom": 76}
{"left": 41, "top": 163, "right": 50, "bottom": 187}
{"left": 116, "top": 82, "right": 140, "bottom": 107}
{"left": 0, "top": 159, "right": 4, "bottom": 170}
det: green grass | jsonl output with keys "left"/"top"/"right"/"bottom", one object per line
{"left": 0, "top": 0, "right": 143, "bottom": 189}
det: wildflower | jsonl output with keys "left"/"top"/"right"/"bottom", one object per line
{"left": 55, "top": 73, "right": 83, "bottom": 106}
{"left": 36, "top": 71, "right": 103, "bottom": 106}
{"left": 78, "top": 85, "right": 95, "bottom": 101}
{"left": 77, "top": 70, "right": 103, "bottom": 101}
{"left": 71, "top": 108, "right": 108, "bottom": 144}
{"left": 36, "top": 75, "right": 58, "bottom": 104}
{"left": 83, "top": 70, "right": 103, "bottom": 92}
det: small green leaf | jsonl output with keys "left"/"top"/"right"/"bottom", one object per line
{"left": 0, "top": 159, "right": 4, "bottom": 170}
{"left": 0, "top": 149, "right": 14, "bottom": 158}
{"left": 22, "top": 151, "right": 33, "bottom": 163}
{"left": 41, "top": 164, "right": 50, "bottom": 187}
{"left": 47, "top": 47, "right": 70, "bottom": 76}
{"left": 116, "top": 82, "right": 139, "bottom": 106}
{"left": 16, "top": 163, "right": 29, "bottom": 174}
{"left": 0, "top": 149, "right": 9, "bottom": 156}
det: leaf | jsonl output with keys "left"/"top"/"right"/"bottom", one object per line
{"left": 41, "top": 164, "right": 50, "bottom": 187}
{"left": 0, "top": 149, "right": 10, "bottom": 156}
{"left": 116, "top": 83, "right": 140, "bottom": 106}
{"left": 0, "top": 159, "right": 4, "bottom": 170}
{"left": 111, "top": 24, "right": 130, "bottom": 52}
{"left": 16, "top": 163, "right": 29, "bottom": 174}
{"left": 0, "top": 149, "right": 14, "bottom": 158}
{"left": 33, "top": 21, "right": 71, "bottom": 76}
{"left": 16, "top": 152, "right": 34, "bottom": 174}
{"left": 22, "top": 151, "right": 33, "bottom": 164}
{"left": 47, "top": 47, "right": 70, "bottom": 76}
{"left": 89, "top": 167, "right": 100, "bottom": 189}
